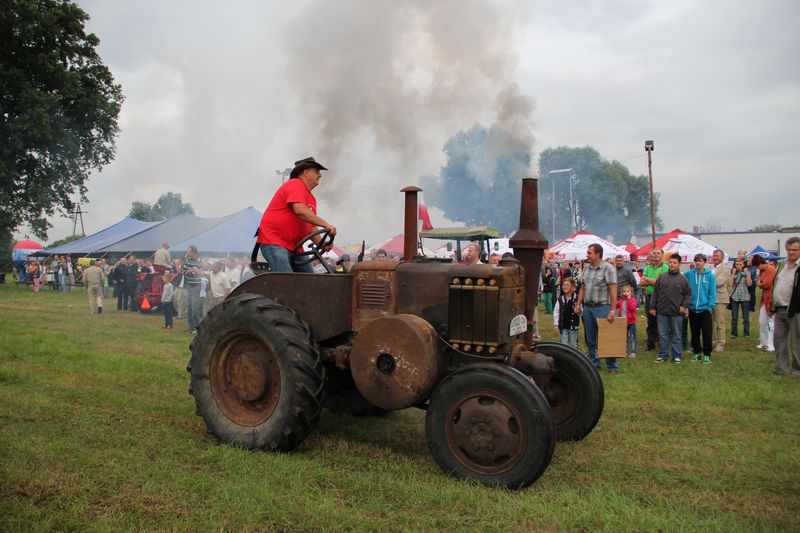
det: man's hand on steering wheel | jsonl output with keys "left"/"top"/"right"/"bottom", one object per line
{"left": 291, "top": 228, "right": 337, "bottom": 272}
{"left": 313, "top": 224, "right": 337, "bottom": 252}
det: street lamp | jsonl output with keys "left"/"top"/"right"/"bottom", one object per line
{"left": 546, "top": 168, "right": 573, "bottom": 243}
{"left": 645, "top": 140, "right": 656, "bottom": 247}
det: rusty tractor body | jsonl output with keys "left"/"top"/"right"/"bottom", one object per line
{"left": 188, "top": 179, "right": 604, "bottom": 489}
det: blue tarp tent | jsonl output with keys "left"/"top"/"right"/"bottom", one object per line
{"left": 746, "top": 245, "right": 783, "bottom": 261}
{"left": 37, "top": 208, "right": 262, "bottom": 257}
{"left": 169, "top": 208, "right": 261, "bottom": 255}
{"left": 39, "top": 218, "right": 160, "bottom": 256}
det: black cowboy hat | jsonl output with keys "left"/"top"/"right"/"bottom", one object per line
{"left": 289, "top": 157, "right": 328, "bottom": 179}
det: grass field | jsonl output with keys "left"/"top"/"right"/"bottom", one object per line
{"left": 1, "top": 282, "right": 798, "bottom": 532}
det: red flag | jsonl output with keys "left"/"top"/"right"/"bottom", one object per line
{"left": 418, "top": 204, "right": 433, "bottom": 230}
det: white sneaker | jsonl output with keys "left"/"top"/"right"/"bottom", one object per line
{"left": 766, "top": 347, "right": 775, "bottom": 352}
{"left": 755, "top": 344, "right": 765, "bottom": 350}
{"left": 629, "top": 352, "right": 637, "bottom": 359}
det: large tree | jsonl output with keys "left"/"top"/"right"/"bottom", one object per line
{"left": 538, "top": 146, "right": 662, "bottom": 243}
{"left": 421, "top": 124, "right": 531, "bottom": 235}
{"left": 128, "top": 192, "right": 195, "bottom": 221}
{"left": 0, "top": 0, "right": 123, "bottom": 239}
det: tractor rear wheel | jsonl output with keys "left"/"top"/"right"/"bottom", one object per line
{"left": 188, "top": 294, "right": 325, "bottom": 450}
{"left": 535, "top": 342, "right": 604, "bottom": 441}
{"left": 425, "top": 364, "right": 555, "bottom": 489}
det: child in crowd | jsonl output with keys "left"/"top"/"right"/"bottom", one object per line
{"left": 160, "top": 273, "right": 175, "bottom": 330}
{"left": 685, "top": 253, "right": 716, "bottom": 364}
{"left": 650, "top": 253, "right": 692, "bottom": 363}
{"left": 553, "top": 277, "right": 580, "bottom": 348}
{"left": 616, "top": 285, "right": 638, "bottom": 358}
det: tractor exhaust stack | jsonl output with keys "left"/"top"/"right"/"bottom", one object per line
{"left": 401, "top": 186, "right": 422, "bottom": 261}
{"left": 509, "top": 178, "right": 549, "bottom": 346}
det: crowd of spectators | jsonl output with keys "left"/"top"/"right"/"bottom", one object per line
{"left": 13, "top": 236, "right": 799, "bottom": 377}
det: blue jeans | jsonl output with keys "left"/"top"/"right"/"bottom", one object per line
{"left": 260, "top": 244, "right": 314, "bottom": 273}
{"left": 560, "top": 328, "right": 578, "bottom": 348}
{"left": 582, "top": 304, "right": 618, "bottom": 371}
{"left": 163, "top": 301, "right": 174, "bottom": 327}
{"left": 730, "top": 300, "right": 750, "bottom": 337}
{"left": 627, "top": 324, "right": 637, "bottom": 354}
{"left": 656, "top": 314, "right": 683, "bottom": 360}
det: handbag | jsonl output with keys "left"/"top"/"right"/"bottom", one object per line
{"left": 727, "top": 274, "right": 743, "bottom": 310}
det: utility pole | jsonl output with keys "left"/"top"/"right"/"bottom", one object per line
{"left": 70, "top": 204, "right": 86, "bottom": 236}
{"left": 645, "top": 140, "right": 656, "bottom": 247}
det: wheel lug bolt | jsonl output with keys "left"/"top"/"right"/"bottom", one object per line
{"left": 493, "top": 429, "right": 501, "bottom": 437}
{"left": 484, "top": 416, "right": 491, "bottom": 423}
{"left": 487, "top": 443, "right": 495, "bottom": 451}
{"left": 473, "top": 445, "right": 481, "bottom": 452}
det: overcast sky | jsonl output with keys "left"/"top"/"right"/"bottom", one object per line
{"left": 29, "top": 0, "right": 800, "bottom": 246}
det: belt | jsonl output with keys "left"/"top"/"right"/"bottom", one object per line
{"left": 584, "top": 302, "right": 607, "bottom": 307}
{"left": 775, "top": 305, "right": 788, "bottom": 310}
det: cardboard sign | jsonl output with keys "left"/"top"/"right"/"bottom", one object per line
{"left": 597, "top": 318, "right": 628, "bottom": 358}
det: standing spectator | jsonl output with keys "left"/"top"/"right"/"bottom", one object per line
{"left": 753, "top": 255, "right": 776, "bottom": 352}
{"left": 461, "top": 242, "right": 482, "bottom": 265}
{"left": 729, "top": 258, "right": 753, "bottom": 339}
{"left": 747, "top": 256, "right": 759, "bottom": 312}
{"left": 160, "top": 273, "right": 175, "bottom": 330}
{"left": 28, "top": 261, "right": 41, "bottom": 292}
{"left": 336, "top": 254, "right": 354, "bottom": 272}
{"left": 375, "top": 248, "right": 389, "bottom": 261}
{"left": 616, "top": 286, "right": 638, "bottom": 358}
{"left": 173, "top": 258, "right": 187, "bottom": 319}
{"left": 66, "top": 255, "right": 75, "bottom": 289}
{"left": 553, "top": 277, "right": 580, "bottom": 348}
{"left": 50, "top": 255, "right": 60, "bottom": 290}
{"left": 770, "top": 237, "right": 800, "bottom": 377}
{"left": 125, "top": 256, "right": 140, "bottom": 312}
{"left": 225, "top": 258, "right": 243, "bottom": 287}
{"left": 59, "top": 257, "right": 69, "bottom": 292}
{"left": 651, "top": 253, "right": 692, "bottom": 363}
{"left": 639, "top": 248, "right": 669, "bottom": 351}
{"left": 541, "top": 260, "right": 557, "bottom": 314}
{"left": 153, "top": 241, "right": 172, "bottom": 273}
{"left": 112, "top": 258, "right": 128, "bottom": 310}
{"left": 488, "top": 253, "right": 501, "bottom": 266}
{"left": 709, "top": 250, "right": 732, "bottom": 352}
{"left": 205, "top": 262, "right": 231, "bottom": 314}
{"left": 685, "top": 253, "right": 716, "bottom": 364}
{"left": 575, "top": 243, "right": 619, "bottom": 374}
{"left": 183, "top": 245, "right": 203, "bottom": 333}
{"left": 614, "top": 255, "right": 637, "bottom": 298}
{"left": 82, "top": 260, "right": 106, "bottom": 314}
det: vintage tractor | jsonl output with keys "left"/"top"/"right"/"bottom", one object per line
{"left": 187, "top": 178, "right": 603, "bottom": 489}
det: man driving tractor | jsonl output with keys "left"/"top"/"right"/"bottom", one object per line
{"left": 257, "top": 157, "right": 337, "bottom": 272}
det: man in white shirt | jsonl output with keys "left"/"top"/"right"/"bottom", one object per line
{"left": 772, "top": 237, "right": 800, "bottom": 377}
{"left": 205, "top": 262, "right": 231, "bottom": 314}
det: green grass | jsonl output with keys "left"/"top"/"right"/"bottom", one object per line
{"left": 1, "top": 282, "right": 798, "bottom": 532}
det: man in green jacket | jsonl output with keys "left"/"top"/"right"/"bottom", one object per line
{"left": 639, "top": 248, "right": 669, "bottom": 351}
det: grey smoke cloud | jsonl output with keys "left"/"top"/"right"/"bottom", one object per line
{"left": 284, "top": 0, "right": 535, "bottom": 207}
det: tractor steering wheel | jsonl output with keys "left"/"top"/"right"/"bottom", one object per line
{"left": 291, "top": 228, "right": 336, "bottom": 273}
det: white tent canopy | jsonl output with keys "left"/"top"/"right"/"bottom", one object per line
{"left": 662, "top": 234, "right": 728, "bottom": 263}
{"left": 547, "top": 231, "right": 630, "bottom": 261}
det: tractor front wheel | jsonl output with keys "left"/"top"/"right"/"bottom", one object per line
{"left": 425, "top": 364, "right": 555, "bottom": 489}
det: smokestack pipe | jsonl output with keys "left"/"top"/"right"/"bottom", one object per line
{"left": 508, "top": 178, "right": 549, "bottom": 346}
{"left": 401, "top": 186, "right": 422, "bottom": 261}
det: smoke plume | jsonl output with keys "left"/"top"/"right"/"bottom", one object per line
{"left": 285, "top": 0, "right": 535, "bottom": 209}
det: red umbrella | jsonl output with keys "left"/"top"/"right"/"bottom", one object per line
{"left": 13, "top": 240, "right": 43, "bottom": 250}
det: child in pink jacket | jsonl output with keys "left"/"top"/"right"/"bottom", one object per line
{"left": 617, "top": 286, "right": 638, "bottom": 358}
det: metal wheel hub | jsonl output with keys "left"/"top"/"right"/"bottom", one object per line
{"left": 210, "top": 334, "right": 281, "bottom": 426}
{"left": 445, "top": 392, "right": 526, "bottom": 474}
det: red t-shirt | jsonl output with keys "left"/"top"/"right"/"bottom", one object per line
{"left": 257, "top": 179, "right": 316, "bottom": 250}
